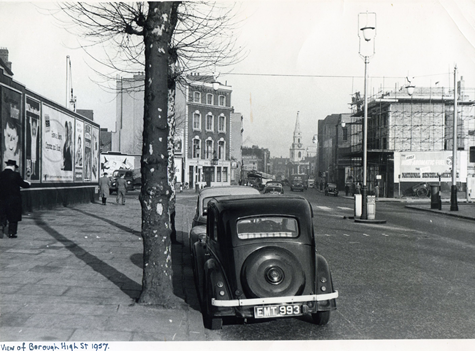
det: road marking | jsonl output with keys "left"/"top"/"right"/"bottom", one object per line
{"left": 316, "top": 206, "right": 332, "bottom": 211}
{"left": 363, "top": 234, "right": 370, "bottom": 236}
{"left": 337, "top": 206, "right": 352, "bottom": 210}
{"left": 343, "top": 234, "right": 350, "bottom": 236}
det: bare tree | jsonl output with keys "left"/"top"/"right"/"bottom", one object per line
{"left": 56, "top": 1, "right": 242, "bottom": 306}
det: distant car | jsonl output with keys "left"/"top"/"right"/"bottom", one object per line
{"left": 109, "top": 169, "right": 134, "bottom": 194}
{"left": 290, "top": 178, "right": 305, "bottom": 192}
{"left": 308, "top": 178, "right": 315, "bottom": 188}
{"left": 189, "top": 186, "right": 260, "bottom": 253}
{"left": 263, "top": 181, "right": 284, "bottom": 194}
{"left": 324, "top": 183, "right": 338, "bottom": 196}
{"left": 191, "top": 195, "right": 338, "bottom": 329}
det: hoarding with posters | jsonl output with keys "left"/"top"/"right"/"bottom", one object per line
{"left": 91, "top": 126, "right": 99, "bottom": 182}
{"left": 25, "top": 96, "right": 41, "bottom": 181}
{"left": 1, "top": 86, "right": 22, "bottom": 171}
{"left": 75, "top": 119, "right": 84, "bottom": 181}
{"left": 395, "top": 151, "right": 467, "bottom": 182}
{"left": 84, "top": 123, "right": 92, "bottom": 181}
{"left": 42, "top": 104, "right": 74, "bottom": 182}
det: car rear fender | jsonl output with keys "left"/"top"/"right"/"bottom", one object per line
{"left": 203, "top": 258, "right": 234, "bottom": 315}
{"left": 190, "top": 225, "right": 206, "bottom": 254}
{"left": 315, "top": 253, "right": 337, "bottom": 311}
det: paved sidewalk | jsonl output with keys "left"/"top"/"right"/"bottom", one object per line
{"left": 0, "top": 192, "right": 206, "bottom": 342}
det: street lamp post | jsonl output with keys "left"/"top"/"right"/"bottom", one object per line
{"left": 451, "top": 65, "right": 459, "bottom": 211}
{"left": 358, "top": 12, "right": 376, "bottom": 220}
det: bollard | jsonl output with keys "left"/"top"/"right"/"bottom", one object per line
{"left": 430, "top": 185, "right": 440, "bottom": 210}
{"left": 367, "top": 195, "right": 376, "bottom": 220}
{"left": 354, "top": 194, "right": 362, "bottom": 218}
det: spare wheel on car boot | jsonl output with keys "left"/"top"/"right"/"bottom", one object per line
{"left": 241, "top": 247, "right": 305, "bottom": 298}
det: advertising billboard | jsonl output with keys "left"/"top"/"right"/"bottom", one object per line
{"left": 1, "top": 86, "right": 22, "bottom": 171}
{"left": 42, "top": 104, "right": 75, "bottom": 182}
{"left": 75, "top": 119, "right": 84, "bottom": 181}
{"left": 91, "top": 126, "right": 99, "bottom": 182}
{"left": 395, "top": 151, "right": 467, "bottom": 182}
{"left": 25, "top": 96, "right": 41, "bottom": 181}
{"left": 84, "top": 123, "right": 92, "bottom": 181}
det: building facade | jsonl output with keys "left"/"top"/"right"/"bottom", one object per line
{"left": 178, "top": 74, "right": 234, "bottom": 188}
{"left": 332, "top": 82, "right": 475, "bottom": 199}
{"left": 114, "top": 73, "right": 242, "bottom": 189}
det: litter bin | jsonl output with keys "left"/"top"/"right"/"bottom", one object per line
{"left": 354, "top": 194, "right": 362, "bottom": 218}
{"left": 430, "top": 185, "right": 441, "bottom": 210}
{"left": 367, "top": 195, "right": 376, "bottom": 220}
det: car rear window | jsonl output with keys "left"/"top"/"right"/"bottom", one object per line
{"left": 237, "top": 217, "right": 298, "bottom": 239}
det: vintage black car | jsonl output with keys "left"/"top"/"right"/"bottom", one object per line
{"left": 109, "top": 169, "right": 135, "bottom": 194}
{"left": 324, "top": 183, "right": 339, "bottom": 196}
{"left": 263, "top": 181, "right": 284, "bottom": 194}
{"left": 191, "top": 195, "right": 338, "bottom": 329}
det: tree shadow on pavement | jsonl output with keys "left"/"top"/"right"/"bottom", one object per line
{"left": 34, "top": 215, "right": 142, "bottom": 301}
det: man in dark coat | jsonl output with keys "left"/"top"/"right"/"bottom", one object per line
{"left": 0, "top": 160, "right": 31, "bottom": 238}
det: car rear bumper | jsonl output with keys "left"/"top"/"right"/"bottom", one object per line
{"left": 211, "top": 291, "right": 338, "bottom": 307}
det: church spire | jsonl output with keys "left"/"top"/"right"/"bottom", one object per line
{"left": 294, "top": 111, "right": 301, "bottom": 134}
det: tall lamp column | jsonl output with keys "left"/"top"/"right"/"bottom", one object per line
{"left": 451, "top": 65, "right": 459, "bottom": 211}
{"left": 358, "top": 12, "right": 376, "bottom": 220}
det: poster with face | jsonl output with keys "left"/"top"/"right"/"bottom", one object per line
{"left": 91, "top": 126, "right": 99, "bottom": 182}
{"left": 75, "top": 119, "right": 84, "bottom": 182}
{"left": 84, "top": 124, "right": 92, "bottom": 181}
{"left": 25, "top": 96, "right": 41, "bottom": 181}
{"left": 42, "top": 104, "right": 74, "bottom": 182}
{"left": 1, "top": 86, "right": 22, "bottom": 171}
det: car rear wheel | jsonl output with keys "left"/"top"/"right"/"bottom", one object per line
{"left": 241, "top": 247, "right": 305, "bottom": 298}
{"left": 312, "top": 311, "right": 330, "bottom": 325}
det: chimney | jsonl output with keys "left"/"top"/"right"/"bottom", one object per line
{"left": 0, "top": 48, "right": 12, "bottom": 71}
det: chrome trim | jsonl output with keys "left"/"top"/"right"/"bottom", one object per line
{"left": 211, "top": 291, "right": 338, "bottom": 307}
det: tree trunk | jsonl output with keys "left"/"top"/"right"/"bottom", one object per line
{"left": 138, "top": 1, "right": 181, "bottom": 307}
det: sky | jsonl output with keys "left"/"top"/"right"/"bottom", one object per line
{"left": 1, "top": 0, "right": 475, "bottom": 158}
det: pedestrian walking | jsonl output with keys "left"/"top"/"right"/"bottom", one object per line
{"left": 355, "top": 182, "right": 361, "bottom": 194}
{"left": 98, "top": 172, "right": 111, "bottom": 205}
{"left": 375, "top": 184, "right": 380, "bottom": 200}
{"left": 116, "top": 173, "right": 127, "bottom": 205}
{"left": 0, "top": 160, "right": 31, "bottom": 238}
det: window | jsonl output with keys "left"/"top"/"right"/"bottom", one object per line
{"left": 218, "top": 140, "right": 225, "bottom": 159}
{"left": 237, "top": 217, "right": 298, "bottom": 240}
{"left": 193, "top": 112, "right": 201, "bottom": 130}
{"left": 205, "top": 140, "right": 213, "bottom": 159}
{"left": 206, "top": 114, "right": 214, "bottom": 131}
{"left": 217, "top": 167, "right": 222, "bottom": 182}
{"left": 206, "top": 93, "right": 214, "bottom": 105}
{"left": 219, "top": 95, "right": 225, "bottom": 106}
{"left": 218, "top": 115, "right": 226, "bottom": 132}
{"left": 470, "top": 146, "right": 475, "bottom": 163}
{"left": 223, "top": 167, "right": 228, "bottom": 182}
{"left": 193, "top": 139, "right": 200, "bottom": 158}
{"left": 343, "top": 127, "right": 348, "bottom": 141}
{"left": 193, "top": 91, "right": 201, "bottom": 103}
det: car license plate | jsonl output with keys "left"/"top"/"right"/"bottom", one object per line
{"left": 254, "top": 304, "right": 302, "bottom": 319}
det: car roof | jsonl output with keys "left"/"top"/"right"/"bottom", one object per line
{"left": 199, "top": 186, "right": 260, "bottom": 198}
{"left": 211, "top": 195, "right": 311, "bottom": 216}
